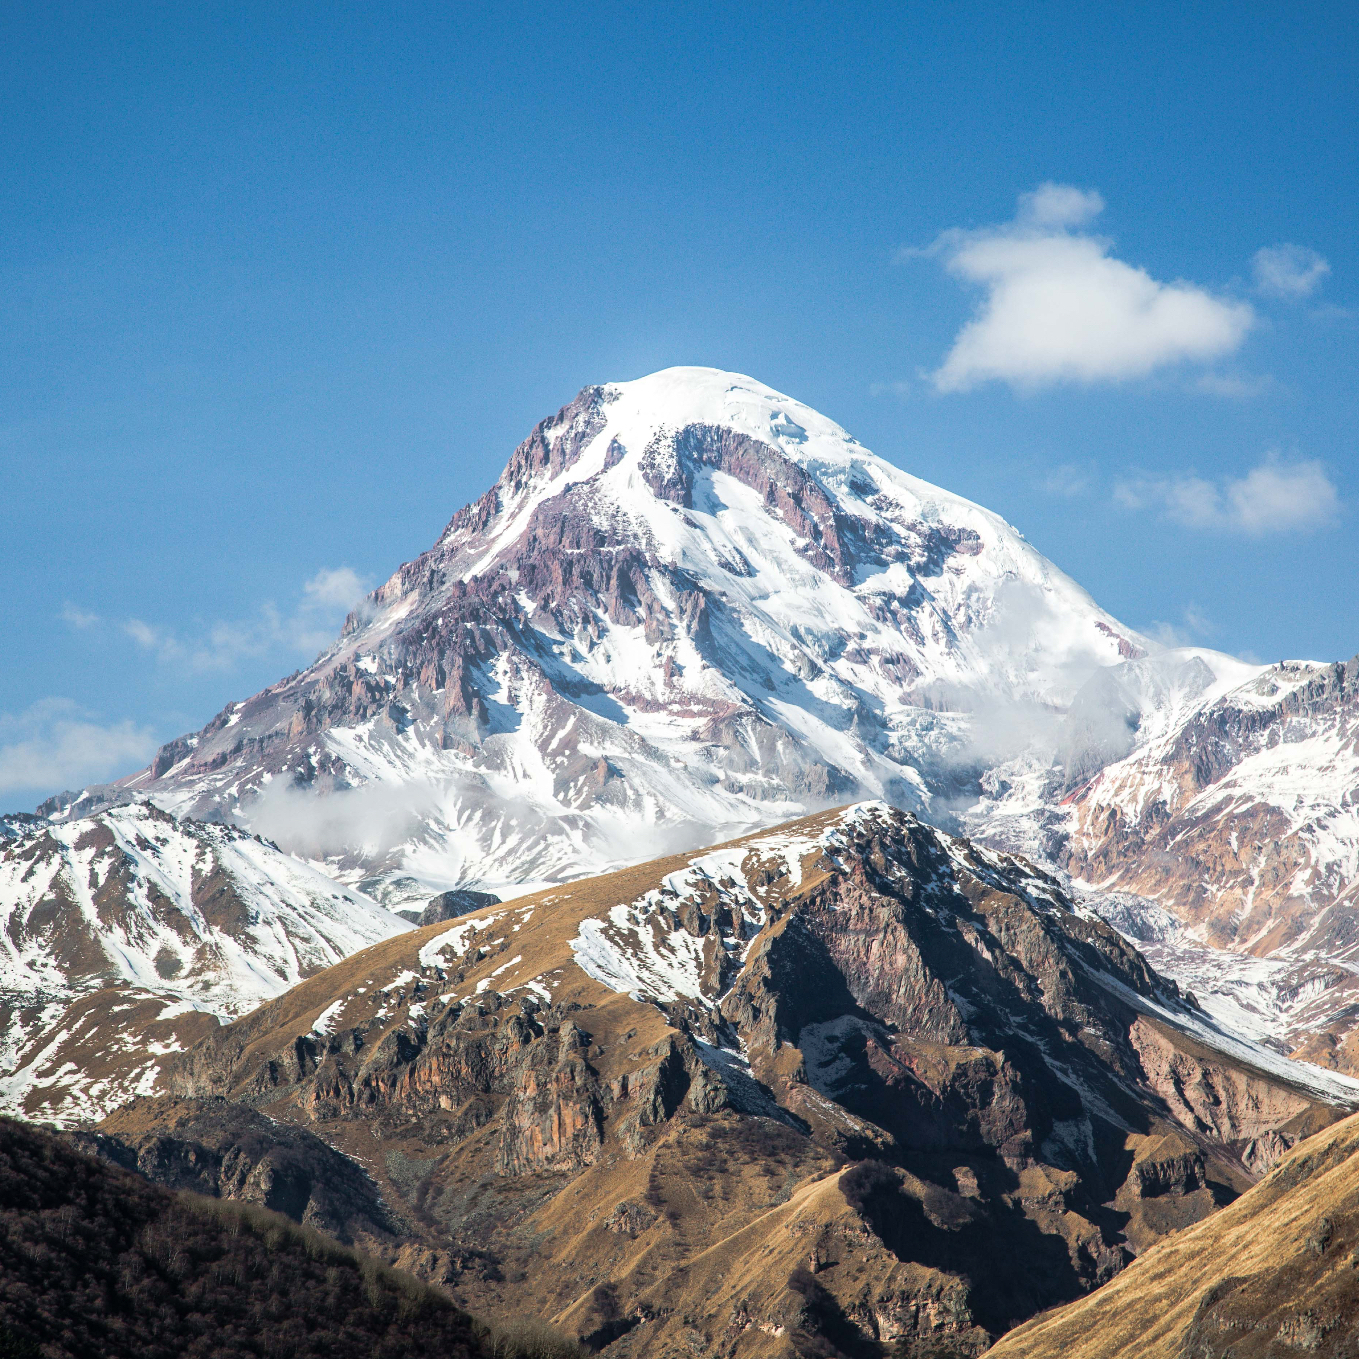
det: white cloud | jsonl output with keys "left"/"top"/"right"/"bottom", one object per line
{"left": 88, "top": 565, "right": 374, "bottom": 674}
{"left": 1039, "top": 462, "right": 1093, "bottom": 498}
{"left": 1018, "top": 182, "right": 1105, "bottom": 229}
{"left": 926, "top": 184, "right": 1255, "bottom": 392}
{"left": 1253, "top": 244, "right": 1330, "bottom": 299}
{"left": 60, "top": 603, "right": 100, "bottom": 629}
{"left": 1116, "top": 454, "right": 1339, "bottom": 534}
{"left": 0, "top": 699, "right": 158, "bottom": 799}
{"left": 1145, "top": 603, "right": 1214, "bottom": 650}
{"left": 301, "top": 566, "right": 369, "bottom": 611}
{"left": 124, "top": 618, "right": 168, "bottom": 652}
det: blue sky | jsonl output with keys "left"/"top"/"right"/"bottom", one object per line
{"left": 2, "top": 2, "right": 1356, "bottom": 803}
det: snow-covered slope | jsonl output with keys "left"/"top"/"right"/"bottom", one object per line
{"left": 1065, "top": 656, "right": 1359, "bottom": 953}
{"left": 970, "top": 646, "right": 1359, "bottom": 1062}
{"left": 117, "top": 367, "right": 1143, "bottom": 901}
{"left": 0, "top": 802, "right": 408, "bottom": 1121}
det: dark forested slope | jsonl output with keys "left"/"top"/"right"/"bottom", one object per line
{"left": 0, "top": 1114, "right": 491, "bottom": 1359}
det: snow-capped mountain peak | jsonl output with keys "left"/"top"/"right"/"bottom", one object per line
{"left": 115, "top": 368, "right": 1147, "bottom": 902}
{"left": 359, "top": 367, "right": 1143, "bottom": 703}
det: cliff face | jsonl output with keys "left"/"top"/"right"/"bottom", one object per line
{"left": 67, "top": 1095, "right": 401, "bottom": 1248}
{"left": 148, "top": 803, "right": 1352, "bottom": 1357}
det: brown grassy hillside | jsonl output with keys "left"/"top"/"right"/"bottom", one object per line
{"left": 984, "top": 1110, "right": 1359, "bottom": 1358}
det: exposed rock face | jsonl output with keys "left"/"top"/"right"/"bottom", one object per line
{"left": 68, "top": 1095, "right": 399, "bottom": 1246}
{"left": 1063, "top": 656, "right": 1359, "bottom": 953}
{"left": 0, "top": 802, "right": 408, "bottom": 1122}
{"left": 152, "top": 804, "right": 1352, "bottom": 1357}
{"left": 0, "top": 811, "right": 42, "bottom": 839}
{"left": 420, "top": 890, "right": 502, "bottom": 927}
{"left": 985, "top": 1109, "right": 1359, "bottom": 1359}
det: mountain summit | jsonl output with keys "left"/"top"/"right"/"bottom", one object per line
{"left": 120, "top": 368, "right": 1143, "bottom": 901}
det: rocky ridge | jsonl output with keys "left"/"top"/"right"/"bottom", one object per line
{"left": 0, "top": 802, "right": 408, "bottom": 1122}
{"left": 985, "top": 1107, "right": 1359, "bottom": 1359}
{"left": 0, "top": 1112, "right": 494, "bottom": 1359}
{"left": 131, "top": 802, "right": 1358, "bottom": 1357}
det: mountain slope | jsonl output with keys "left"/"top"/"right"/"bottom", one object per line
{"left": 984, "top": 1107, "right": 1359, "bottom": 1359}
{"left": 0, "top": 1112, "right": 501, "bottom": 1359}
{"left": 0, "top": 802, "right": 408, "bottom": 1122}
{"left": 972, "top": 648, "right": 1359, "bottom": 1064}
{"left": 118, "top": 367, "right": 1144, "bottom": 903}
{"left": 147, "top": 802, "right": 1356, "bottom": 1356}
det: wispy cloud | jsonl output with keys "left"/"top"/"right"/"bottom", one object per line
{"left": 1116, "top": 453, "right": 1340, "bottom": 534}
{"left": 0, "top": 699, "right": 158, "bottom": 799}
{"left": 1194, "top": 372, "right": 1274, "bottom": 399}
{"left": 302, "top": 566, "right": 369, "bottom": 610}
{"left": 60, "top": 603, "right": 100, "bottom": 629}
{"left": 1252, "top": 244, "right": 1330, "bottom": 299}
{"left": 1145, "top": 603, "right": 1215, "bottom": 650}
{"left": 1039, "top": 462, "right": 1093, "bottom": 498}
{"left": 67, "top": 566, "right": 373, "bottom": 675}
{"left": 919, "top": 183, "right": 1255, "bottom": 392}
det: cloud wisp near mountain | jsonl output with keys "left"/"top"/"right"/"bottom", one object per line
{"left": 920, "top": 184, "right": 1256, "bottom": 392}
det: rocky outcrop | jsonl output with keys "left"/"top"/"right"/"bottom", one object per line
{"left": 1126, "top": 1018, "right": 1319, "bottom": 1164}
{"left": 420, "top": 889, "right": 502, "bottom": 927}
{"left": 68, "top": 1095, "right": 399, "bottom": 1246}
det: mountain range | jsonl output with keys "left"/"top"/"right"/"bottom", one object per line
{"left": 13, "top": 367, "right": 1358, "bottom": 1072}
{"left": 103, "top": 367, "right": 1149, "bottom": 897}
{"left": 4, "top": 366, "right": 1359, "bottom": 1354}
{"left": 70, "top": 803, "right": 1359, "bottom": 1355}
